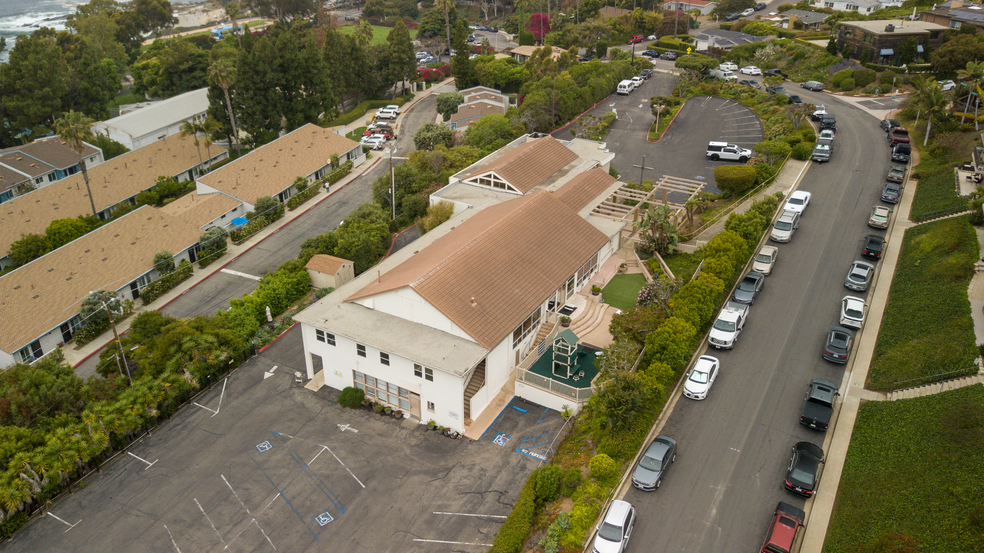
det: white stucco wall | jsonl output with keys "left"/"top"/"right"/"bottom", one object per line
{"left": 351, "top": 288, "right": 474, "bottom": 341}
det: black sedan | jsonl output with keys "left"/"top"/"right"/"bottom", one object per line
{"left": 787, "top": 94, "right": 803, "bottom": 104}
{"left": 738, "top": 79, "right": 761, "bottom": 89}
{"left": 733, "top": 271, "right": 765, "bottom": 304}
{"left": 784, "top": 442, "right": 824, "bottom": 497}
{"left": 763, "top": 68, "right": 787, "bottom": 79}
{"left": 880, "top": 118, "right": 900, "bottom": 132}
{"left": 754, "top": 2, "right": 767, "bottom": 9}
{"left": 631, "top": 435, "right": 677, "bottom": 491}
{"left": 862, "top": 234, "right": 886, "bottom": 260}
{"left": 822, "top": 325, "right": 854, "bottom": 364}
{"left": 881, "top": 181, "right": 903, "bottom": 203}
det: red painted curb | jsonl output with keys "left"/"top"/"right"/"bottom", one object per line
{"left": 384, "top": 225, "right": 417, "bottom": 259}
{"left": 647, "top": 101, "right": 685, "bottom": 144}
{"left": 258, "top": 321, "right": 299, "bottom": 353}
{"left": 552, "top": 93, "right": 614, "bottom": 135}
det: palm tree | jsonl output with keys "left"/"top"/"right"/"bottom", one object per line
{"left": 200, "top": 117, "right": 221, "bottom": 171}
{"left": 54, "top": 111, "right": 98, "bottom": 218}
{"left": 179, "top": 120, "right": 204, "bottom": 175}
{"left": 957, "top": 60, "right": 984, "bottom": 124}
{"left": 435, "top": 0, "right": 455, "bottom": 58}
{"left": 207, "top": 60, "right": 240, "bottom": 151}
{"left": 635, "top": 204, "right": 678, "bottom": 256}
{"left": 354, "top": 20, "right": 374, "bottom": 48}
{"left": 914, "top": 79, "right": 948, "bottom": 146}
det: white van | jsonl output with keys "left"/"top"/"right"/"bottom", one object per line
{"left": 617, "top": 80, "right": 634, "bottom": 95}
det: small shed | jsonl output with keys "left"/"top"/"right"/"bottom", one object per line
{"left": 305, "top": 254, "right": 355, "bottom": 290}
{"left": 553, "top": 329, "right": 579, "bottom": 379}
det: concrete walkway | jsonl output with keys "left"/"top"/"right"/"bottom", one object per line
{"left": 63, "top": 81, "right": 453, "bottom": 371}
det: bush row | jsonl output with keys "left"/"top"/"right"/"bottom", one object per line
{"left": 140, "top": 260, "right": 194, "bottom": 305}
{"left": 73, "top": 299, "right": 135, "bottom": 346}
{"left": 230, "top": 215, "right": 269, "bottom": 244}
{"left": 324, "top": 97, "right": 409, "bottom": 127}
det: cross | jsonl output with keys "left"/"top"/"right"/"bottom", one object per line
{"left": 632, "top": 155, "right": 654, "bottom": 187}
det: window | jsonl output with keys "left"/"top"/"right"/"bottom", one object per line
{"left": 414, "top": 364, "right": 422, "bottom": 377}
{"left": 425, "top": 368, "right": 433, "bottom": 382}
{"left": 414, "top": 364, "right": 434, "bottom": 381}
{"left": 354, "top": 372, "right": 413, "bottom": 409}
{"left": 357, "top": 343, "right": 366, "bottom": 357}
{"left": 427, "top": 401, "right": 435, "bottom": 412}
{"left": 34, "top": 177, "right": 43, "bottom": 185}
{"left": 950, "top": 21, "right": 962, "bottom": 30}
{"left": 316, "top": 329, "right": 326, "bottom": 343}
{"left": 512, "top": 306, "right": 542, "bottom": 348}
{"left": 380, "top": 352, "right": 390, "bottom": 366}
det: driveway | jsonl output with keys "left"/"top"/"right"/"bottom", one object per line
{"left": 9, "top": 326, "right": 544, "bottom": 552}
{"left": 621, "top": 82, "right": 893, "bottom": 552}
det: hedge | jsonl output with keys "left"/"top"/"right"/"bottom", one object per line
{"left": 862, "top": 62, "right": 906, "bottom": 74}
{"left": 286, "top": 181, "right": 321, "bottom": 211}
{"left": 489, "top": 468, "right": 539, "bottom": 553}
{"left": 714, "top": 165, "right": 758, "bottom": 196}
{"left": 326, "top": 160, "right": 354, "bottom": 184}
{"left": 230, "top": 215, "right": 269, "bottom": 244}
{"left": 140, "top": 260, "right": 194, "bottom": 305}
{"left": 324, "top": 98, "right": 409, "bottom": 127}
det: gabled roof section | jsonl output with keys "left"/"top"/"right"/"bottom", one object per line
{"left": 0, "top": 164, "right": 29, "bottom": 192}
{"left": 461, "top": 136, "right": 577, "bottom": 194}
{"left": 553, "top": 168, "right": 617, "bottom": 212}
{"left": 0, "top": 151, "right": 55, "bottom": 178}
{"left": 347, "top": 191, "right": 609, "bottom": 349}
{"left": 449, "top": 101, "right": 506, "bottom": 124}
{"left": 0, "top": 206, "right": 201, "bottom": 353}
{"left": 159, "top": 191, "right": 241, "bottom": 228}
{"left": 198, "top": 124, "right": 360, "bottom": 204}
{"left": 306, "top": 254, "right": 351, "bottom": 274}
{"left": 98, "top": 88, "right": 209, "bottom": 136}
{"left": 0, "top": 137, "right": 101, "bottom": 170}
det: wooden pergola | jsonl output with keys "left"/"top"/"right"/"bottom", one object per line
{"left": 591, "top": 175, "right": 705, "bottom": 227}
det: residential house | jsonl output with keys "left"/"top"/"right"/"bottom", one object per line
{"left": 294, "top": 134, "right": 628, "bottom": 433}
{"left": 305, "top": 254, "right": 355, "bottom": 289}
{"left": 0, "top": 134, "right": 225, "bottom": 268}
{"left": 0, "top": 137, "right": 104, "bottom": 202}
{"left": 447, "top": 102, "right": 507, "bottom": 131}
{"left": 598, "top": 5, "right": 631, "bottom": 17}
{"left": 460, "top": 86, "right": 509, "bottom": 108}
{"left": 780, "top": 9, "right": 831, "bottom": 29}
{"left": 813, "top": 0, "right": 903, "bottom": 12}
{"left": 509, "top": 45, "right": 568, "bottom": 63}
{"left": 694, "top": 28, "right": 773, "bottom": 51}
{"left": 921, "top": 0, "right": 984, "bottom": 32}
{"left": 664, "top": 0, "right": 717, "bottom": 15}
{"left": 159, "top": 191, "right": 244, "bottom": 230}
{"left": 92, "top": 88, "right": 210, "bottom": 151}
{"left": 195, "top": 123, "right": 363, "bottom": 212}
{"left": 836, "top": 20, "right": 946, "bottom": 63}
{"left": 0, "top": 206, "right": 202, "bottom": 368}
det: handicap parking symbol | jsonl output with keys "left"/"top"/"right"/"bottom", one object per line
{"left": 256, "top": 440, "right": 274, "bottom": 453}
{"left": 492, "top": 432, "right": 511, "bottom": 447}
{"left": 314, "top": 512, "right": 334, "bottom": 526}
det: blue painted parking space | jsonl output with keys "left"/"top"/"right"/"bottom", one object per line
{"left": 479, "top": 397, "right": 566, "bottom": 462}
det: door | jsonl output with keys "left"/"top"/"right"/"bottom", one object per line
{"left": 60, "top": 323, "right": 73, "bottom": 343}
{"left": 188, "top": 246, "right": 197, "bottom": 263}
{"left": 310, "top": 353, "right": 324, "bottom": 377}
{"left": 130, "top": 281, "right": 140, "bottom": 299}
{"left": 409, "top": 392, "right": 421, "bottom": 419}
{"left": 565, "top": 274, "right": 576, "bottom": 300}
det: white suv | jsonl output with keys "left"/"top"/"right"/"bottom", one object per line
{"left": 361, "top": 135, "right": 386, "bottom": 150}
{"left": 375, "top": 108, "right": 398, "bottom": 120}
{"left": 770, "top": 210, "right": 800, "bottom": 242}
{"left": 706, "top": 141, "right": 751, "bottom": 162}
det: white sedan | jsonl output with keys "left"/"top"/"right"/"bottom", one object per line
{"left": 818, "top": 129, "right": 835, "bottom": 141}
{"left": 784, "top": 190, "right": 812, "bottom": 215}
{"left": 683, "top": 355, "right": 720, "bottom": 400}
{"left": 938, "top": 79, "right": 956, "bottom": 92}
{"left": 719, "top": 61, "right": 739, "bottom": 71}
{"left": 740, "top": 65, "right": 762, "bottom": 75}
{"left": 840, "top": 296, "right": 867, "bottom": 329}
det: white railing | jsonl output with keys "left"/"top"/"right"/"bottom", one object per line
{"left": 516, "top": 367, "right": 594, "bottom": 402}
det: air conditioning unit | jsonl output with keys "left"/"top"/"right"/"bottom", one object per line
{"left": 885, "top": 24, "right": 895, "bottom": 32}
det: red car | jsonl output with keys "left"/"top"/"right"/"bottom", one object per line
{"left": 760, "top": 502, "right": 805, "bottom": 553}
{"left": 629, "top": 35, "right": 645, "bottom": 43}
{"left": 363, "top": 128, "right": 394, "bottom": 140}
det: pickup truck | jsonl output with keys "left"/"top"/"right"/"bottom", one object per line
{"left": 708, "top": 301, "right": 749, "bottom": 349}
{"left": 810, "top": 105, "right": 827, "bottom": 121}
{"left": 800, "top": 378, "right": 839, "bottom": 431}
{"left": 889, "top": 127, "right": 910, "bottom": 146}
{"left": 811, "top": 139, "right": 832, "bottom": 162}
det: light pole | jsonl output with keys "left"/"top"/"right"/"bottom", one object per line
{"left": 91, "top": 291, "right": 132, "bottom": 385}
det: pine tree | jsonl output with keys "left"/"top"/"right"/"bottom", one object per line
{"left": 451, "top": 20, "right": 475, "bottom": 89}
{"left": 235, "top": 35, "right": 282, "bottom": 147}
{"left": 387, "top": 21, "right": 415, "bottom": 94}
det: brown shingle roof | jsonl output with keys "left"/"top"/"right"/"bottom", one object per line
{"left": 199, "top": 124, "right": 360, "bottom": 205}
{"left": 1, "top": 137, "right": 101, "bottom": 170}
{"left": 0, "top": 165, "right": 28, "bottom": 192}
{"left": 159, "top": 191, "right": 242, "bottom": 228}
{"left": 0, "top": 206, "right": 201, "bottom": 353}
{"left": 463, "top": 92, "right": 506, "bottom": 105}
{"left": 306, "top": 254, "right": 351, "bottom": 274}
{"left": 449, "top": 101, "right": 506, "bottom": 124}
{"left": 463, "top": 136, "right": 578, "bottom": 194}
{"left": 553, "top": 168, "right": 617, "bottom": 212}
{"left": 0, "top": 134, "right": 219, "bottom": 258}
{"left": 0, "top": 151, "right": 55, "bottom": 178}
{"left": 347, "top": 191, "right": 609, "bottom": 349}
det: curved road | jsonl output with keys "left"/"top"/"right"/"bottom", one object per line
{"left": 621, "top": 85, "right": 892, "bottom": 552}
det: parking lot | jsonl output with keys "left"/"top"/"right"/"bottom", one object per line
{"left": 9, "top": 327, "right": 548, "bottom": 552}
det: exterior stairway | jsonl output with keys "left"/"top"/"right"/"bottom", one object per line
{"left": 570, "top": 296, "right": 608, "bottom": 338}
{"left": 463, "top": 359, "right": 486, "bottom": 422}
{"left": 886, "top": 372, "right": 984, "bottom": 401}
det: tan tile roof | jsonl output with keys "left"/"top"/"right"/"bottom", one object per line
{"left": 199, "top": 124, "right": 360, "bottom": 205}
{"left": 0, "top": 206, "right": 201, "bottom": 353}
{"left": 306, "top": 254, "right": 351, "bottom": 274}
{"left": 0, "top": 134, "right": 219, "bottom": 258}
{"left": 510, "top": 45, "right": 567, "bottom": 60}
{"left": 463, "top": 136, "right": 578, "bottom": 194}
{"left": 347, "top": 191, "right": 609, "bottom": 349}
{"left": 0, "top": 165, "right": 28, "bottom": 192}
{"left": 449, "top": 101, "right": 507, "bottom": 124}
{"left": 1, "top": 137, "right": 102, "bottom": 170}
{"left": 159, "top": 191, "right": 242, "bottom": 228}
{"left": 553, "top": 168, "right": 617, "bottom": 212}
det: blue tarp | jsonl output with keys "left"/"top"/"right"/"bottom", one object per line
{"left": 880, "top": 48, "right": 894, "bottom": 56}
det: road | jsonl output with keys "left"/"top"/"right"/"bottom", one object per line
{"left": 621, "top": 86, "right": 892, "bottom": 552}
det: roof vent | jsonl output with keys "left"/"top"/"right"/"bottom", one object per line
{"left": 470, "top": 297, "right": 477, "bottom": 307}
{"left": 32, "top": 295, "right": 39, "bottom": 299}
{"left": 885, "top": 24, "right": 895, "bottom": 32}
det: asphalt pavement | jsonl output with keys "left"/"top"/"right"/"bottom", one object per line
{"left": 619, "top": 85, "right": 892, "bottom": 552}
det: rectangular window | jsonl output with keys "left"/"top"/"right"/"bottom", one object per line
{"left": 357, "top": 376, "right": 414, "bottom": 409}
{"left": 425, "top": 368, "right": 434, "bottom": 382}
{"left": 316, "top": 329, "right": 326, "bottom": 343}
{"left": 365, "top": 375, "right": 376, "bottom": 387}
{"left": 414, "top": 364, "right": 423, "bottom": 378}
{"left": 380, "top": 352, "right": 389, "bottom": 366}
{"left": 325, "top": 333, "right": 335, "bottom": 346}
{"left": 357, "top": 343, "right": 366, "bottom": 357}
{"left": 512, "top": 306, "right": 543, "bottom": 348}
{"left": 427, "top": 401, "right": 435, "bottom": 411}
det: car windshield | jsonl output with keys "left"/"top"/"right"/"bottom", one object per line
{"left": 755, "top": 253, "right": 772, "bottom": 263}
{"left": 739, "top": 279, "right": 755, "bottom": 290}
{"left": 713, "top": 319, "right": 736, "bottom": 332}
{"left": 873, "top": 212, "right": 887, "bottom": 221}
{"left": 846, "top": 306, "right": 864, "bottom": 318}
{"left": 790, "top": 466, "right": 816, "bottom": 487}
{"left": 598, "top": 521, "right": 624, "bottom": 542}
{"left": 775, "top": 221, "right": 793, "bottom": 231}
{"left": 639, "top": 453, "right": 662, "bottom": 472}
{"left": 690, "top": 369, "right": 710, "bottom": 384}
{"left": 815, "top": 145, "right": 829, "bottom": 152}
{"left": 789, "top": 197, "right": 804, "bottom": 205}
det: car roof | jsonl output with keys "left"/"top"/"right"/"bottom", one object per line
{"left": 829, "top": 325, "right": 853, "bottom": 338}
{"left": 760, "top": 245, "right": 778, "bottom": 254}
{"left": 695, "top": 355, "right": 718, "bottom": 368}
{"left": 842, "top": 295, "right": 865, "bottom": 306}
{"left": 794, "top": 441, "right": 824, "bottom": 458}
{"left": 605, "top": 500, "right": 632, "bottom": 522}
{"left": 789, "top": 190, "right": 810, "bottom": 200}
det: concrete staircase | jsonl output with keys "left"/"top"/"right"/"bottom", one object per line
{"left": 463, "top": 359, "right": 486, "bottom": 422}
{"left": 570, "top": 296, "right": 608, "bottom": 338}
{"left": 887, "top": 372, "right": 984, "bottom": 401}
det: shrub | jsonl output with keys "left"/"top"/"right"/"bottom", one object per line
{"left": 141, "top": 260, "right": 194, "bottom": 305}
{"left": 790, "top": 142, "right": 813, "bottom": 160}
{"left": 560, "top": 467, "right": 582, "bottom": 497}
{"left": 878, "top": 71, "right": 897, "bottom": 85}
{"left": 535, "top": 464, "right": 563, "bottom": 504}
{"left": 293, "top": 176, "right": 309, "bottom": 192}
{"left": 589, "top": 453, "right": 618, "bottom": 483}
{"left": 714, "top": 165, "right": 758, "bottom": 196}
{"left": 489, "top": 470, "right": 537, "bottom": 553}
{"left": 853, "top": 68, "right": 876, "bottom": 87}
{"left": 831, "top": 68, "right": 854, "bottom": 88}
{"left": 286, "top": 182, "right": 321, "bottom": 210}
{"left": 645, "top": 316, "right": 697, "bottom": 370}
{"left": 338, "top": 387, "right": 365, "bottom": 408}
{"left": 326, "top": 160, "right": 354, "bottom": 184}
{"left": 840, "top": 77, "right": 856, "bottom": 90}
{"left": 230, "top": 215, "right": 269, "bottom": 243}
{"left": 152, "top": 250, "right": 175, "bottom": 275}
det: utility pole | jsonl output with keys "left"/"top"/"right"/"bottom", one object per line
{"left": 633, "top": 155, "right": 654, "bottom": 186}
{"left": 387, "top": 146, "right": 408, "bottom": 221}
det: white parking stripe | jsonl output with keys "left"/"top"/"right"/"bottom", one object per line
{"left": 220, "top": 269, "right": 261, "bottom": 281}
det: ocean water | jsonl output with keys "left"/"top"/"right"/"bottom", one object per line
{"left": 0, "top": 0, "right": 201, "bottom": 63}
